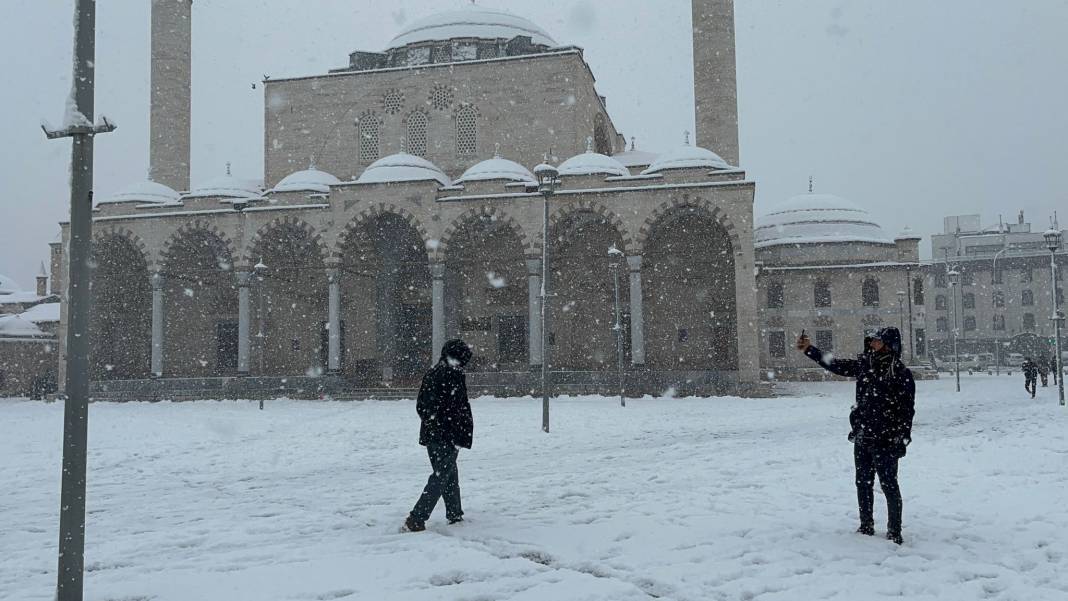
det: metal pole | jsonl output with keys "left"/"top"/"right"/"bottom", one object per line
{"left": 612, "top": 266, "right": 625, "bottom": 407}
{"left": 53, "top": 2, "right": 101, "bottom": 598}
{"left": 1051, "top": 251, "right": 1064, "bottom": 404}
{"left": 952, "top": 280, "right": 961, "bottom": 392}
{"left": 906, "top": 273, "right": 915, "bottom": 364}
{"left": 540, "top": 192, "right": 550, "bottom": 433}
{"left": 992, "top": 247, "right": 1006, "bottom": 375}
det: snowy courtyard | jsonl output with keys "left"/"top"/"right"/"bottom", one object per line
{"left": 2, "top": 375, "right": 1067, "bottom": 600}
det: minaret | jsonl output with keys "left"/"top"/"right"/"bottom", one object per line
{"left": 150, "top": 0, "right": 192, "bottom": 191}
{"left": 692, "top": 0, "right": 740, "bottom": 166}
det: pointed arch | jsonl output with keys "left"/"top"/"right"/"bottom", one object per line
{"left": 636, "top": 196, "right": 742, "bottom": 255}
{"left": 439, "top": 206, "right": 532, "bottom": 257}
{"left": 244, "top": 217, "right": 326, "bottom": 266}
{"left": 334, "top": 203, "right": 430, "bottom": 261}
{"left": 546, "top": 200, "right": 634, "bottom": 255}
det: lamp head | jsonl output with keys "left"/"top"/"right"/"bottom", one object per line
{"left": 533, "top": 162, "right": 559, "bottom": 197}
{"left": 1044, "top": 228, "right": 1062, "bottom": 253}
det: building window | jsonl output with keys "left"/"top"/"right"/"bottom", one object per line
{"left": 1058, "top": 288, "right": 1065, "bottom": 306}
{"left": 767, "top": 282, "right": 784, "bottom": 309}
{"left": 406, "top": 110, "right": 428, "bottom": 157}
{"left": 357, "top": 112, "right": 380, "bottom": 163}
{"left": 862, "top": 278, "right": 880, "bottom": 307}
{"left": 964, "top": 316, "right": 976, "bottom": 332}
{"left": 992, "top": 290, "right": 1005, "bottom": 308}
{"left": 456, "top": 105, "right": 478, "bottom": 156}
{"left": 935, "top": 295, "right": 947, "bottom": 311}
{"left": 1022, "top": 289, "right": 1034, "bottom": 306}
{"left": 993, "top": 314, "right": 1006, "bottom": 331}
{"left": 962, "top": 293, "right": 975, "bottom": 310}
{"left": 429, "top": 84, "right": 454, "bottom": 111}
{"left": 814, "top": 330, "right": 833, "bottom": 352}
{"left": 934, "top": 272, "right": 947, "bottom": 288}
{"left": 382, "top": 88, "right": 405, "bottom": 115}
{"left": 1023, "top": 313, "right": 1036, "bottom": 331}
{"left": 915, "top": 328, "right": 927, "bottom": 356}
{"left": 913, "top": 278, "right": 925, "bottom": 306}
{"left": 768, "top": 331, "right": 786, "bottom": 358}
{"left": 1020, "top": 268, "right": 1033, "bottom": 283}
{"left": 962, "top": 271, "right": 974, "bottom": 286}
{"left": 814, "top": 280, "right": 832, "bottom": 308}
{"left": 936, "top": 317, "right": 948, "bottom": 333}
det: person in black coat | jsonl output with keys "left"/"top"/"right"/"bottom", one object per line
{"left": 1022, "top": 358, "right": 1038, "bottom": 398}
{"left": 797, "top": 327, "right": 916, "bottom": 544}
{"left": 1052, "top": 355, "right": 1060, "bottom": 386}
{"left": 403, "top": 339, "right": 474, "bottom": 532}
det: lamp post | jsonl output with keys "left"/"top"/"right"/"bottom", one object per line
{"left": 608, "top": 246, "right": 626, "bottom": 407}
{"left": 948, "top": 268, "right": 961, "bottom": 392}
{"left": 992, "top": 247, "right": 1008, "bottom": 375}
{"left": 533, "top": 161, "right": 558, "bottom": 432}
{"left": 1043, "top": 227, "right": 1064, "bottom": 404}
{"left": 254, "top": 259, "right": 268, "bottom": 410}
{"left": 896, "top": 289, "right": 906, "bottom": 343}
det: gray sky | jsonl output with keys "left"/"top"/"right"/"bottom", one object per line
{"left": 2, "top": 0, "right": 1067, "bottom": 288}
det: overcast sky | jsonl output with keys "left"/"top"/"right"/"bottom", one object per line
{"left": 2, "top": 0, "right": 1067, "bottom": 288}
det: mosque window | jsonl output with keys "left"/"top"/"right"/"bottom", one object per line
{"left": 477, "top": 44, "right": 499, "bottom": 60}
{"left": 862, "top": 278, "right": 880, "bottom": 307}
{"left": 357, "top": 113, "right": 381, "bottom": 163}
{"left": 935, "top": 295, "right": 947, "bottom": 311}
{"left": 768, "top": 331, "right": 786, "bottom": 358}
{"left": 813, "top": 280, "right": 832, "bottom": 308}
{"left": 1020, "top": 268, "right": 1033, "bottom": 283}
{"left": 456, "top": 105, "right": 478, "bottom": 156}
{"left": 1022, "top": 289, "right": 1034, "bottom": 306}
{"left": 766, "top": 282, "right": 784, "bottom": 309}
{"left": 382, "top": 89, "right": 405, "bottom": 115}
{"left": 993, "top": 314, "right": 1006, "bottom": 331}
{"left": 936, "top": 317, "right": 948, "bottom": 333}
{"left": 406, "top": 111, "right": 428, "bottom": 157}
{"left": 963, "top": 316, "right": 976, "bottom": 332}
{"left": 962, "top": 293, "right": 975, "bottom": 310}
{"left": 934, "top": 273, "right": 947, "bottom": 288}
{"left": 432, "top": 45, "right": 452, "bottom": 63}
{"left": 913, "top": 278, "right": 925, "bottom": 305}
{"left": 814, "top": 330, "right": 833, "bottom": 352}
{"left": 429, "top": 85, "right": 454, "bottom": 111}
{"left": 1023, "top": 313, "right": 1036, "bottom": 331}
{"left": 992, "top": 290, "right": 1005, "bottom": 308}
{"left": 961, "top": 271, "right": 974, "bottom": 286}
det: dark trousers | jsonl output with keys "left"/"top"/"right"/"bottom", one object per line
{"left": 410, "top": 443, "right": 462, "bottom": 524}
{"left": 854, "top": 444, "right": 902, "bottom": 534}
{"left": 1025, "top": 377, "right": 1037, "bottom": 397}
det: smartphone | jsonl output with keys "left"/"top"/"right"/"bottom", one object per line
{"left": 800, "top": 329, "right": 807, "bottom": 338}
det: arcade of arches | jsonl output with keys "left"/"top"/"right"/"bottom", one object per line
{"left": 86, "top": 209, "right": 741, "bottom": 389}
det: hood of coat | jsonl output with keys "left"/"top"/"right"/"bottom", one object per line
{"left": 439, "top": 339, "right": 473, "bottom": 368}
{"left": 874, "top": 327, "right": 903, "bottom": 358}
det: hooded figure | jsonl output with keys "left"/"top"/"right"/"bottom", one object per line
{"left": 1022, "top": 357, "right": 1038, "bottom": 397}
{"left": 404, "top": 340, "right": 474, "bottom": 532}
{"left": 797, "top": 326, "right": 915, "bottom": 544}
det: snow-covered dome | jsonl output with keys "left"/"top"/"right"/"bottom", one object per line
{"left": 98, "top": 180, "right": 181, "bottom": 206}
{"left": 754, "top": 193, "right": 894, "bottom": 249}
{"left": 641, "top": 135, "right": 731, "bottom": 175}
{"left": 271, "top": 167, "right": 341, "bottom": 194}
{"left": 0, "top": 314, "right": 46, "bottom": 338}
{"left": 387, "top": 6, "right": 556, "bottom": 50}
{"left": 185, "top": 169, "right": 263, "bottom": 200}
{"left": 0, "top": 273, "right": 22, "bottom": 294}
{"left": 357, "top": 153, "right": 451, "bottom": 187}
{"left": 558, "top": 144, "right": 629, "bottom": 178}
{"left": 456, "top": 153, "right": 535, "bottom": 185}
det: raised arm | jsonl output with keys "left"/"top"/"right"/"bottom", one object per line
{"left": 796, "top": 333, "right": 862, "bottom": 378}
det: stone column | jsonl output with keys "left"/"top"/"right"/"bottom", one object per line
{"left": 431, "top": 262, "right": 446, "bottom": 363}
{"left": 526, "top": 257, "right": 543, "bottom": 366}
{"left": 327, "top": 268, "right": 342, "bottom": 373}
{"left": 236, "top": 271, "right": 252, "bottom": 374}
{"left": 627, "top": 255, "right": 646, "bottom": 365}
{"left": 151, "top": 272, "right": 165, "bottom": 377}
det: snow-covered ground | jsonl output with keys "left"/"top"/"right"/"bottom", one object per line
{"left": 2, "top": 375, "right": 1067, "bottom": 600}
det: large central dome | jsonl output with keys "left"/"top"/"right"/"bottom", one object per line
{"left": 754, "top": 193, "right": 893, "bottom": 249}
{"left": 387, "top": 7, "right": 557, "bottom": 50}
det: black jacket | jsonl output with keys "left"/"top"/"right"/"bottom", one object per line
{"left": 417, "top": 359, "right": 474, "bottom": 449}
{"left": 1022, "top": 360, "right": 1038, "bottom": 379}
{"left": 804, "top": 343, "right": 915, "bottom": 452}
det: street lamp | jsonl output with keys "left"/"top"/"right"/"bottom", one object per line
{"left": 896, "top": 290, "right": 906, "bottom": 348}
{"left": 533, "top": 160, "right": 559, "bottom": 432}
{"left": 948, "top": 268, "right": 961, "bottom": 392}
{"left": 608, "top": 246, "right": 626, "bottom": 407}
{"left": 254, "top": 259, "right": 268, "bottom": 410}
{"left": 992, "top": 246, "right": 1008, "bottom": 375}
{"left": 1043, "top": 227, "right": 1064, "bottom": 404}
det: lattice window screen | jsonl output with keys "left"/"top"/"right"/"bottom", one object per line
{"left": 407, "top": 111, "right": 428, "bottom": 157}
{"left": 358, "top": 114, "right": 380, "bottom": 163}
{"left": 456, "top": 106, "right": 477, "bottom": 156}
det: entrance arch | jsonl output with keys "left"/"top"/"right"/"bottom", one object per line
{"left": 89, "top": 233, "right": 151, "bottom": 380}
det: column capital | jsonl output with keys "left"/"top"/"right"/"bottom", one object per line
{"left": 430, "top": 261, "right": 446, "bottom": 279}
{"left": 526, "top": 257, "right": 543, "bottom": 276}
{"left": 235, "top": 270, "right": 253, "bottom": 287}
{"left": 151, "top": 271, "right": 165, "bottom": 289}
{"left": 627, "top": 255, "right": 643, "bottom": 272}
{"left": 327, "top": 267, "right": 341, "bottom": 284}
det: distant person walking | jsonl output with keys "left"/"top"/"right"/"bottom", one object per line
{"left": 1022, "top": 358, "right": 1038, "bottom": 398}
{"left": 797, "top": 327, "right": 915, "bottom": 545}
{"left": 403, "top": 339, "right": 474, "bottom": 533}
{"left": 1038, "top": 357, "right": 1049, "bottom": 387}
{"left": 1052, "top": 355, "right": 1060, "bottom": 386}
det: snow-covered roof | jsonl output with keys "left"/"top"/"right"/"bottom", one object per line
{"left": 558, "top": 150, "right": 629, "bottom": 178}
{"left": 0, "top": 314, "right": 47, "bottom": 338}
{"left": 19, "top": 302, "right": 60, "bottom": 324}
{"left": 0, "top": 273, "right": 21, "bottom": 295}
{"left": 456, "top": 156, "right": 535, "bottom": 185}
{"left": 98, "top": 180, "right": 181, "bottom": 206}
{"left": 613, "top": 149, "right": 659, "bottom": 168}
{"left": 357, "top": 153, "right": 451, "bottom": 187}
{"left": 641, "top": 142, "right": 731, "bottom": 175}
{"left": 271, "top": 168, "right": 341, "bottom": 194}
{"left": 387, "top": 7, "right": 556, "bottom": 50}
{"left": 185, "top": 173, "right": 263, "bottom": 200}
{"left": 754, "top": 193, "right": 894, "bottom": 249}
{"left": 0, "top": 292, "right": 48, "bottom": 305}
{"left": 895, "top": 226, "right": 921, "bottom": 241}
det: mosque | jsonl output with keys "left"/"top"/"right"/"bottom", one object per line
{"left": 54, "top": 1, "right": 765, "bottom": 399}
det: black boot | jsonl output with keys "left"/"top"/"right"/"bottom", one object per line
{"left": 401, "top": 515, "right": 426, "bottom": 533}
{"left": 886, "top": 530, "right": 903, "bottom": 545}
{"left": 856, "top": 523, "right": 875, "bottom": 536}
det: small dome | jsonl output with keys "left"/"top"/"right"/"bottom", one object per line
{"left": 641, "top": 136, "right": 731, "bottom": 175}
{"left": 0, "top": 314, "right": 46, "bottom": 338}
{"left": 755, "top": 193, "right": 894, "bottom": 249}
{"left": 456, "top": 156, "right": 535, "bottom": 184}
{"left": 98, "top": 180, "right": 181, "bottom": 206}
{"left": 271, "top": 167, "right": 341, "bottom": 194}
{"left": 186, "top": 171, "right": 263, "bottom": 199}
{"left": 0, "top": 273, "right": 22, "bottom": 294}
{"left": 357, "top": 153, "right": 451, "bottom": 187}
{"left": 558, "top": 149, "right": 629, "bottom": 178}
{"left": 388, "top": 7, "right": 556, "bottom": 50}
